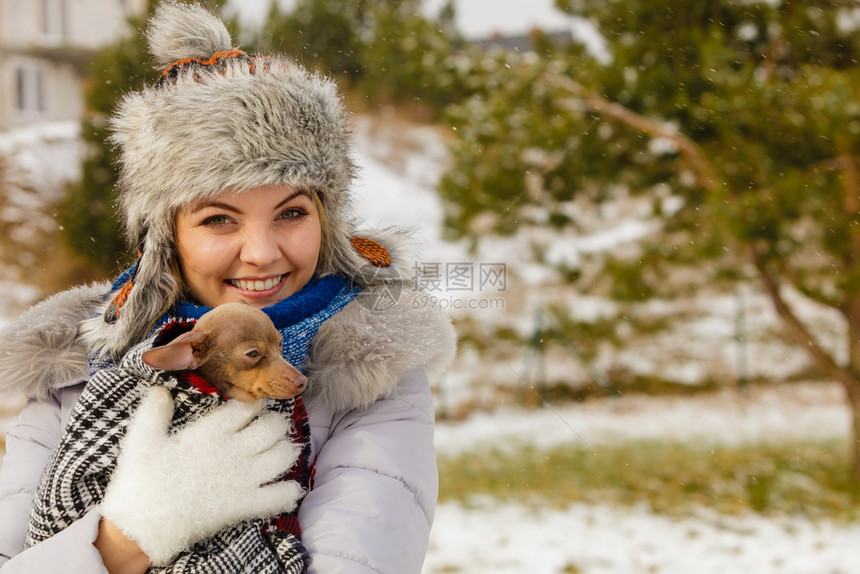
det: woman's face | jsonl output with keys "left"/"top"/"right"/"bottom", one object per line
{"left": 174, "top": 184, "right": 322, "bottom": 309}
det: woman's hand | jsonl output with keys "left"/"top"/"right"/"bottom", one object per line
{"left": 100, "top": 387, "right": 303, "bottom": 567}
{"left": 94, "top": 518, "right": 150, "bottom": 574}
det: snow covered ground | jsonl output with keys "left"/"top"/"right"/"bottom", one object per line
{"left": 427, "top": 382, "right": 858, "bottom": 574}
{"left": 434, "top": 381, "right": 851, "bottom": 455}
{"left": 426, "top": 499, "right": 860, "bottom": 574}
{"left": 1, "top": 118, "right": 858, "bottom": 574}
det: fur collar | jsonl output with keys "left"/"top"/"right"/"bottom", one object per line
{"left": 0, "top": 280, "right": 456, "bottom": 412}
{"left": 0, "top": 283, "right": 106, "bottom": 401}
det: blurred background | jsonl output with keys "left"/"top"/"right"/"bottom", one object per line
{"left": 1, "top": 0, "right": 860, "bottom": 571}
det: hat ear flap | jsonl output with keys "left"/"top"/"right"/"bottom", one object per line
{"left": 82, "top": 229, "right": 183, "bottom": 361}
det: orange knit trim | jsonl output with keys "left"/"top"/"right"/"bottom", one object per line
{"left": 160, "top": 49, "right": 257, "bottom": 79}
{"left": 110, "top": 281, "right": 134, "bottom": 319}
{"left": 350, "top": 236, "right": 391, "bottom": 268}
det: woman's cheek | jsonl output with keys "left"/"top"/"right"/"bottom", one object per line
{"left": 184, "top": 232, "right": 231, "bottom": 271}
{"left": 296, "top": 222, "right": 322, "bottom": 266}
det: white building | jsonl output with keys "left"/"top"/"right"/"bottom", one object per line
{"left": 0, "top": 0, "right": 146, "bottom": 131}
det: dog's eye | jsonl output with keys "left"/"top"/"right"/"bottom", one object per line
{"left": 246, "top": 350, "right": 260, "bottom": 359}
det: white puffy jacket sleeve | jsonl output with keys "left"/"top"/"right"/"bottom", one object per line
{"left": 0, "top": 388, "right": 111, "bottom": 573}
{"left": 299, "top": 367, "right": 438, "bottom": 574}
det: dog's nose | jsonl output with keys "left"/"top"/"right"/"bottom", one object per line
{"left": 293, "top": 373, "right": 308, "bottom": 393}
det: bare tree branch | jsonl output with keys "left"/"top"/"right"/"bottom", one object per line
{"left": 780, "top": 269, "right": 844, "bottom": 311}
{"left": 749, "top": 244, "right": 855, "bottom": 388}
{"left": 840, "top": 154, "right": 860, "bottom": 272}
{"left": 551, "top": 73, "right": 720, "bottom": 193}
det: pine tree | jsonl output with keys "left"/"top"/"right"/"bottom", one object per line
{"left": 440, "top": 0, "right": 860, "bottom": 478}
{"left": 258, "top": 0, "right": 463, "bottom": 116}
{"left": 257, "top": 0, "right": 366, "bottom": 81}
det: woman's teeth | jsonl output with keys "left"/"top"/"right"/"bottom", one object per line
{"left": 230, "top": 275, "right": 283, "bottom": 291}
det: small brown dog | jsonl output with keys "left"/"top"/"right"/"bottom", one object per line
{"left": 142, "top": 303, "right": 307, "bottom": 401}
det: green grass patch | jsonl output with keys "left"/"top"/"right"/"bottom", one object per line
{"left": 438, "top": 439, "right": 860, "bottom": 521}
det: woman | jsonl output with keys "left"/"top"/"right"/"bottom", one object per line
{"left": 0, "top": 3, "right": 456, "bottom": 573}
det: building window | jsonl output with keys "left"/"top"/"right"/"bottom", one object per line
{"left": 15, "top": 65, "right": 46, "bottom": 115}
{"left": 41, "top": 0, "right": 67, "bottom": 40}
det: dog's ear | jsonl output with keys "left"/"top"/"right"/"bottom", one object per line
{"left": 142, "top": 331, "right": 210, "bottom": 372}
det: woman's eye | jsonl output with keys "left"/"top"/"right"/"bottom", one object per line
{"left": 278, "top": 208, "right": 308, "bottom": 221}
{"left": 201, "top": 214, "right": 231, "bottom": 226}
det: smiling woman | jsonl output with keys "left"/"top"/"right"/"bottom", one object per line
{"left": 174, "top": 185, "right": 322, "bottom": 309}
{"left": 0, "top": 3, "right": 456, "bottom": 574}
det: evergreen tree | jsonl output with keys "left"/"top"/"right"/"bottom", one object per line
{"left": 356, "top": 0, "right": 462, "bottom": 110}
{"left": 440, "top": 0, "right": 860, "bottom": 478}
{"left": 257, "top": 0, "right": 366, "bottom": 81}
{"left": 259, "top": 0, "right": 464, "bottom": 115}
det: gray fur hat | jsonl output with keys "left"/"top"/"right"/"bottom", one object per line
{"left": 82, "top": 1, "right": 403, "bottom": 360}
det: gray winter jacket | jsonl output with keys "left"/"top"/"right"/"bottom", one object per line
{"left": 0, "top": 281, "right": 456, "bottom": 573}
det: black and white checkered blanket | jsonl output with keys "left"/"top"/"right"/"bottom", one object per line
{"left": 25, "top": 343, "right": 309, "bottom": 574}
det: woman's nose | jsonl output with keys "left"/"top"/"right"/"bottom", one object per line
{"left": 240, "top": 226, "right": 281, "bottom": 267}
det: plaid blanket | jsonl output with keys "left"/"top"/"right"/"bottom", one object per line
{"left": 26, "top": 337, "right": 310, "bottom": 574}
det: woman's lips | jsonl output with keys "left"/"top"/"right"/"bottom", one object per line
{"left": 225, "top": 274, "right": 288, "bottom": 299}
{"left": 228, "top": 274, "right": 285, "bottom": 292}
